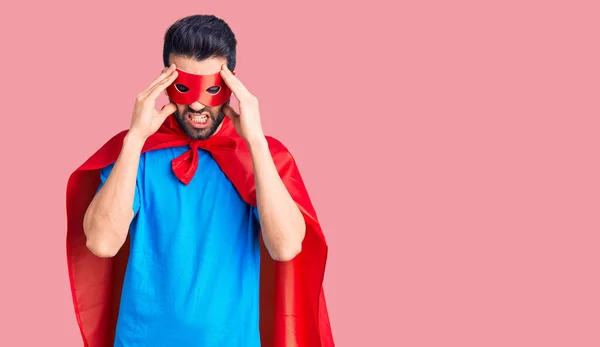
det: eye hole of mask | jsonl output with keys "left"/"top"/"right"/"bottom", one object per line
{"left": 175, "top": 84, "right": 190, "bottom": 93}
{"left": 206, "top": 86, "right": 221, "bottom": 95}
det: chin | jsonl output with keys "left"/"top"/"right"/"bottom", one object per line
{"left": 175, "top": 112, "right": 224, "bottom": 141}
{"left": 186, "top": 124, "right": 216, "bottom": 140}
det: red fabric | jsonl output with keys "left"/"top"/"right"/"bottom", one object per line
{"left": 165, "top": 68, "right": 234, "bottom": 106}
{"left": 65, "top": 115, "right": 334, "bottom": 347}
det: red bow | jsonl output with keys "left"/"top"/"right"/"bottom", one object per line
{"left": 171, "top": 137, "right": 236, "bottom": 185}
{"left": 163, "top": 115, "right": 237, "bottom": 185}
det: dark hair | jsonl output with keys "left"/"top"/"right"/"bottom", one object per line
{"left": 162, "top": 15, "right": 237, "bottom": 70}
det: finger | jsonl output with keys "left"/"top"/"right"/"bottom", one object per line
{"left": 145, "top": 65, "right": 177, "bottom": 95}
{"left": 148, "top": 64, "right": 176, "bottom": 90}
{"left": 147, "top": 70, "right": 179, "bottom": 99}
{"left": 158, "top": 102, "right": 177, "bottom": 119}
{"left": 220, "top": 65, "right": 250, "bottom": 98}
{"left": 144, "top": 64, "right": 177, "bottom": 94}
{"left": 220, "top": 65, "right": 247, "bottom": 91}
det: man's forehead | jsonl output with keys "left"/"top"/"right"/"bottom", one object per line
{"left": 168, "top": 54, "right": 226, "bottom": 75}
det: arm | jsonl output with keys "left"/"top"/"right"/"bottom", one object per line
{"left": 83, "top": 133, "right": 144, "bottom": 257}
{"left": 248, "top": 137, "right": 306, "bottom": 262}
{"left": 218, "top": 63, "right": 306, "bottom": 261}
{"left": 83, "top": 64, "right": 179, "bottom": 258}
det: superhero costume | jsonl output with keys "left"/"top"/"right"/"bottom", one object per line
{"left": 65, "top": 114, "right": 335, "bottom": 346}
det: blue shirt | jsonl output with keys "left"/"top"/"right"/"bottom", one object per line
{"left": 96, "top": 146, "right": 262, "bottom": 347}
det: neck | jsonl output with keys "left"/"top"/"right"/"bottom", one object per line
{"left": 212, "top": 121, "right": 224, "bottom": 136}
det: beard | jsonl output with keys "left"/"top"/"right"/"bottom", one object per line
{"left": 173, "top": 102, "right": 227, "bottom": 141}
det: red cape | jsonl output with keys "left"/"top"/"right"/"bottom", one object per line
{"left": 66, "top": 116, "right": 334, "bottom": 346}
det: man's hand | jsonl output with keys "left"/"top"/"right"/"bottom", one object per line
{"left": 129, "top": 64, "right": 179, "bottom": 141}
{"left": 219, "top": 64, "right": 265, "bottom": 144}
{"left": 219, "top": 64, "right": 305, "bottom": 261}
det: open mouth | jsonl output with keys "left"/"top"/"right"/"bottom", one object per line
{"left": 187, "top": 113, "right": 210, "bottom": 129}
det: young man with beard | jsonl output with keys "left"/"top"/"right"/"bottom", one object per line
{"left": 65, "top": 14, "right": 334, "bottom": 347}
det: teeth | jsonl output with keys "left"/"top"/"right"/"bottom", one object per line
{"left": 191, "top": 115, "right": 208, "bottom": 124}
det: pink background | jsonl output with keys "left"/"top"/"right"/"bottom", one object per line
{"left": 1, "top": 0, "right": 599, "bottom": 346}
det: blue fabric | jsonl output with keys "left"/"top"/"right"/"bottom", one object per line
{"left": 96, "top": 146, "right": 262, "bottom": 347}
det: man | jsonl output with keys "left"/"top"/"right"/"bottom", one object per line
{"left": 65, "top": 14, "right": 334, "bottom": 347}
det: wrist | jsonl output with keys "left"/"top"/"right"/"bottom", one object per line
{"left": 124, "top": 130, "right": 146, "bottom": 151}
{"left": 246, "top": 135, "right": 268, "bottom": 151}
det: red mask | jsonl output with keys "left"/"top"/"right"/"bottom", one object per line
{"left": 166, "top": 68, "right": 235, "bottom": 106}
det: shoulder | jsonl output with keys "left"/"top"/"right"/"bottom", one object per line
{"left": 77, "top": 130, "right": 129, "bottom": 172}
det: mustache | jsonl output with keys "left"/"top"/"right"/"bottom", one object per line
{"left": 186, "top": 108, "right": 209, "bottom": 115}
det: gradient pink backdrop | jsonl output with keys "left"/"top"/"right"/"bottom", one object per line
{"left": 0, "top": 0, "right": 599, "bottom": 346}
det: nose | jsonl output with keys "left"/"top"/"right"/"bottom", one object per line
{"left": 189, "top": 101, "right": 207, "bottom": 112}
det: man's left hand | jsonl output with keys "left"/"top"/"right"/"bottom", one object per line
{"left": 220, "top": 64, "right": 265, "bottom": 144}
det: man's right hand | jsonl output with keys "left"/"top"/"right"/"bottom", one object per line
{"left": 129, "top": 64, "right": 179, "bottom": 141}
